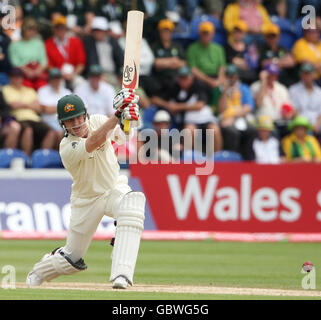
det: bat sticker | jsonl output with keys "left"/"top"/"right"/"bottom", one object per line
{"left": 123, "top": 61, "right": 137, "bottom": 89}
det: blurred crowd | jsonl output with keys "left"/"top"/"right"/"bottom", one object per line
{"left": 1, "top": 0, "right": 321, "bottom": 165}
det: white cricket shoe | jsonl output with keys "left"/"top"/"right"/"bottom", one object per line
{"left": 112, "top": 276, "right": 129, "bottom": 289}
{"left": 26, "top": 271, "right": 43, "bottom": 287}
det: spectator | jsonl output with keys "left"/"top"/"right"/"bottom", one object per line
{"left": 2, "top": 68, "right": 56, "bottom": 154}
{"left": 136, "top": 0, "right": 166, "bottom": 43}
{"left": 0, "top": 90, "right": 33, "bottom": 155}
{"left": 21, "top": 0, "right": 53, "bottom": 21}
{"left": 251, "top": 63, "right": 292, "bottom": 132}
{"left": 282, "top": 116, "right": 321, "bottom": 162}
{"left": 292, "top": 27, "right": 321, "bottom": 81}
{"left": 38, "top": 68, "right": 71, "bottom": 146}
{"left": 21, "top": 0, "right": 55, "bottom": 40}
{"left": 201, "top": 0, "right": 223, "bottom": 19}
{"left": 187, "top": 21, "right": 226, "bottom": 91}
{"left": 138, "top": 110, "right": 177, "bottom": 162}
{"left": 263, "top": 0, "right": 287, "bottom": 18}
{"left": 150, "top": 18, "right": 186, "bottom": 96}
{"left": 223, "top": 0, "right": 271, "bottom": 45}
{"left": 8, "top": 17, "right": 48, "bottom": 91}
{"left": 224, "top": 20, "right": 258, "bottom": 85}
{"left": 218, "top": 64, "right": 256, "bottom": 160}
{"left": 259, "top": 23, "right": 296, "bottom": 87}
{"left": 51, "top": 0, "right": 93, "bottom": 35}
{"left": 45, "top": 15, "right": 86, "bottom": 90}
{"left": 151, "top": 66, "right": 222, "bottom": 154}
{"left": 82, "top": 16, "right": 123, "bottom": 89}
{"left": 88, "top": 0, "right": 125, "bottom": 38}
{"left": 0, "top": 13, "right": 12, "bottom": 86}
{"left": 289, "top": 63, "right": 321, "bottom": 139}
{"left": 165, "top": 0, "right": 199, "bottom": 21}
{"left": 74, "top": 64, "right": 115, "bottom": 117}
{"left": 252, "top": 115, "right": 284, "bottom": 164}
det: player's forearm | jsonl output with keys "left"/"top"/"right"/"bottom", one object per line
{"left": 85, "top": 115, "right": 119, "bottom": 153}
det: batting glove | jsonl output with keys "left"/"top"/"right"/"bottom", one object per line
{"left": 121, "top": 103, "right": 140, "bottom": 121}
{"left": 113, "top": 88, "right": 139, "bottom": 118}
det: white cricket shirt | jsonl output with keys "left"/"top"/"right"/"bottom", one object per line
{"left": 59, "top": 114, "right": 126, "bottom": 199}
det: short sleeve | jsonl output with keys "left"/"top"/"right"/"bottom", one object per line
{"left": 292, "top": 39, "right": 307, "bottom": 63}
{"left": 60, "top": 138, "right": 90, "bottom": 167}
{"left": 241, "top": 84, "right": 255, "bottom": 110}
{"left": 187, "top": 43, "right": 197, "bottom": 68}
{"left": 218, "top": 45, "right": 227, "bottom": 66}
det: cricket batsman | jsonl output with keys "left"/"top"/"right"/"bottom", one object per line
{"left": 26, "top": 89, "right": 145, "bottom": 289}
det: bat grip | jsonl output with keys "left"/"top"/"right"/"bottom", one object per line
{"left": 123, "top": 119, "right": 130, "bottom": 133}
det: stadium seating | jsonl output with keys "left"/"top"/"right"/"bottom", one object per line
{"left": 180, "top": 149, "right": 207, "bottom": 162}
{"left": 0, "top": 148, "right": 29, "bottom": 168}
{"left": 31, "top": 149, "right": 64, "bottom": 168}
{"left": 213, "top": 150, "right": 243, "bottom": 162}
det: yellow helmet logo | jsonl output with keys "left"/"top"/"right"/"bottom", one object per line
{"left": 64, "top": 103, "right": 75, "bottom": 112}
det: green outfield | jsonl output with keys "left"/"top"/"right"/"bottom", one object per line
{"left": 0, "top": 239, "right": 320, "bottom": 300}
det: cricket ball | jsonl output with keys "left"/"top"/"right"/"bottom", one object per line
{"left": 302, "top": 261, "right": 314, "bottom": 272}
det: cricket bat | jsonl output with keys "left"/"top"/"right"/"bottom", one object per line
{"left": 122, "top": 10, "right": 144, "bottom": 133}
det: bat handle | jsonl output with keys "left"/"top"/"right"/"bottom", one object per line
{"left": 123, "top": 119, "right": 130, "bottom": 133}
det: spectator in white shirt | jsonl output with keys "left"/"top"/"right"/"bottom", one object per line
{"left": 82, "top": 16, "right": 124, "bottom": 89}
{"left": 289, "top": 63, "right": 321, "bottom": 137}
{"left": 74, "top": 64, "right": 115, "bottom": 117}
{"left": 251, "top": 63, "right": 291, "bottom": 122}
{"left": 38, "top": 68, "right": 71, "bottom": 144}
{"left": 252, "top": 115, "right": 285, "bottom": 164}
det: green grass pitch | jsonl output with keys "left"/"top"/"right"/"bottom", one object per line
{"left": 0, "top": 239, "right": 320, "bottom": 300}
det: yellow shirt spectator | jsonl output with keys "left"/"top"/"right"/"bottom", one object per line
{"left": 2, "top": 85, "right": 40, "bottom": 122}
{"left": 282, "top": 116, "right": 321, "bottom": 162}
{"left": 292, "top": 38, "right": 321, "bottom": 65}
{"left": 223, "top": 1, "right": 271, "bottom": 34}
{"left": 282, "top": 133, "right": 321, "bottom": 161}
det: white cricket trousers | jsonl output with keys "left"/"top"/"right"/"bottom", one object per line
{"left": 62, "top": 176, "right": 131, "bottom": 262}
